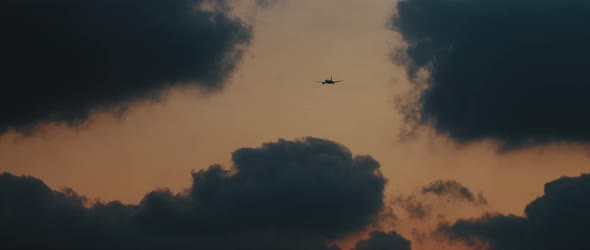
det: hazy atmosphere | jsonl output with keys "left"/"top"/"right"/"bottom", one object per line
{"left": 2, "top": 1, "right": 590, "bottom": 249}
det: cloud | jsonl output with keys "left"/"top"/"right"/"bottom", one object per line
{"left": 392, "top": 180, "right": 485, "bottom": 223}
{"left": 0, "top": 0, "right": 253, "bottom": 134}
{"left": 391, "top": 0, "right": 590, "bottom": 150}
{"left": 422, "top": 180, "right": 487, "bottom": 205}
{"left": 256, "top": 0, "right": 285, "bottom": 8}
{"left": 438, "top": 173, "right": 590, "bottom": 250}
{"left": 0, "top": 137, "right": 387, "bottom": 249}
{"left": 394, "top": 195, "right": 432, "bottom": 220}
{"left": 353, "top": 231, "right": 411, "bottom": 250}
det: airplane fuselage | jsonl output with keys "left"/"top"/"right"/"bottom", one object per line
{"left": 316, "top": 75, "right": 342, "bottom": 84}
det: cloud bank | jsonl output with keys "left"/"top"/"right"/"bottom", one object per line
{"left": 391, "top": 0, "right": 590, "bottom": 150}
{"left": 439, "top": 173, "right": 590, "bottom": 250}
{"left": 0, "top": 137, "right": 395, "bottom": 249}
{"left": 1, "top": 0, "right": 253, "bottom": 134}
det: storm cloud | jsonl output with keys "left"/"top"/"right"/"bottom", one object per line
{"left": 1, "top": 0, "right": 252, "bottom": 134}
{"left": 391, "top": 0, "right": 590, "bottom": 150}
{"left": 0, "top": 137, "right": 387, "bottom": 249}
{"left": 438, "top": 173, "right": 590, "bottom": 250}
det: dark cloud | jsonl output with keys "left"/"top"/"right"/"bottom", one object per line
{"left": 438, "top": 173, "right": 590, "bottom": 250}
{"left": 353, "top": 231, "right": 411, "bottom": 250}
{"left": 391, "top": 0, "right": 590, "bottom": 150}
{"left": 0, "top": 137, "right": 387, "bottom": 249}
{"left": 1, "top": 0, "right": 253, "bottom": 134}
{"left": 422, "top": 180, "right": 487, "bottom": 205}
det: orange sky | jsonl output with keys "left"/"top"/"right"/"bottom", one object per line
{"left": 1, "top": 1, "right": 589, "bottom": 249}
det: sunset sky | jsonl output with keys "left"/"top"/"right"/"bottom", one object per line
{"left": 2, "top": 1, "right": 590, "bottom": 249}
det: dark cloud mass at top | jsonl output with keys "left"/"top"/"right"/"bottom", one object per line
{"left": 0, "top": 0, "right": 252, "bottom": 134}
{"left": 0, "top": 137, "right": 390, "bottom": 249}
{"left": 439, "top": 173, "right": 590, "bottom": 250}
{"left": 392, "top": 0, "right": 590, "bottom": 150}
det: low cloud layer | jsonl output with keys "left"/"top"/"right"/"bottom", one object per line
{"left": 1, "top": 0, "right": 253, "bottom": 134}
{"left": 438, "top": 173, "right": 590, "bottom": 250}
{"left": 0, "top": 137, "right": 389, "bottom": 249}
{"left": 391, "top": 0, "right": 590, "bottom": 150}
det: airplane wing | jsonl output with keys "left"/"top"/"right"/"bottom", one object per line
{"left": 316, "top": 81, "right": 324, "bottom": 83}
{"left": 334, "top": 80, "right": 343, "bottom": 83}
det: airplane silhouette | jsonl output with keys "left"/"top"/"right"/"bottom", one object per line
{"left": 316, "top": 75, "right": 343, "bottom": 84}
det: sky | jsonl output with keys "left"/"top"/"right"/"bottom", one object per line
{"left": 2, "top": 0, "right": 590, "bottom": 249}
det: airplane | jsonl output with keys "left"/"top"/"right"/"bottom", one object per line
{"left": 316, "top": 75, "right": 343, "bottom": 84}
